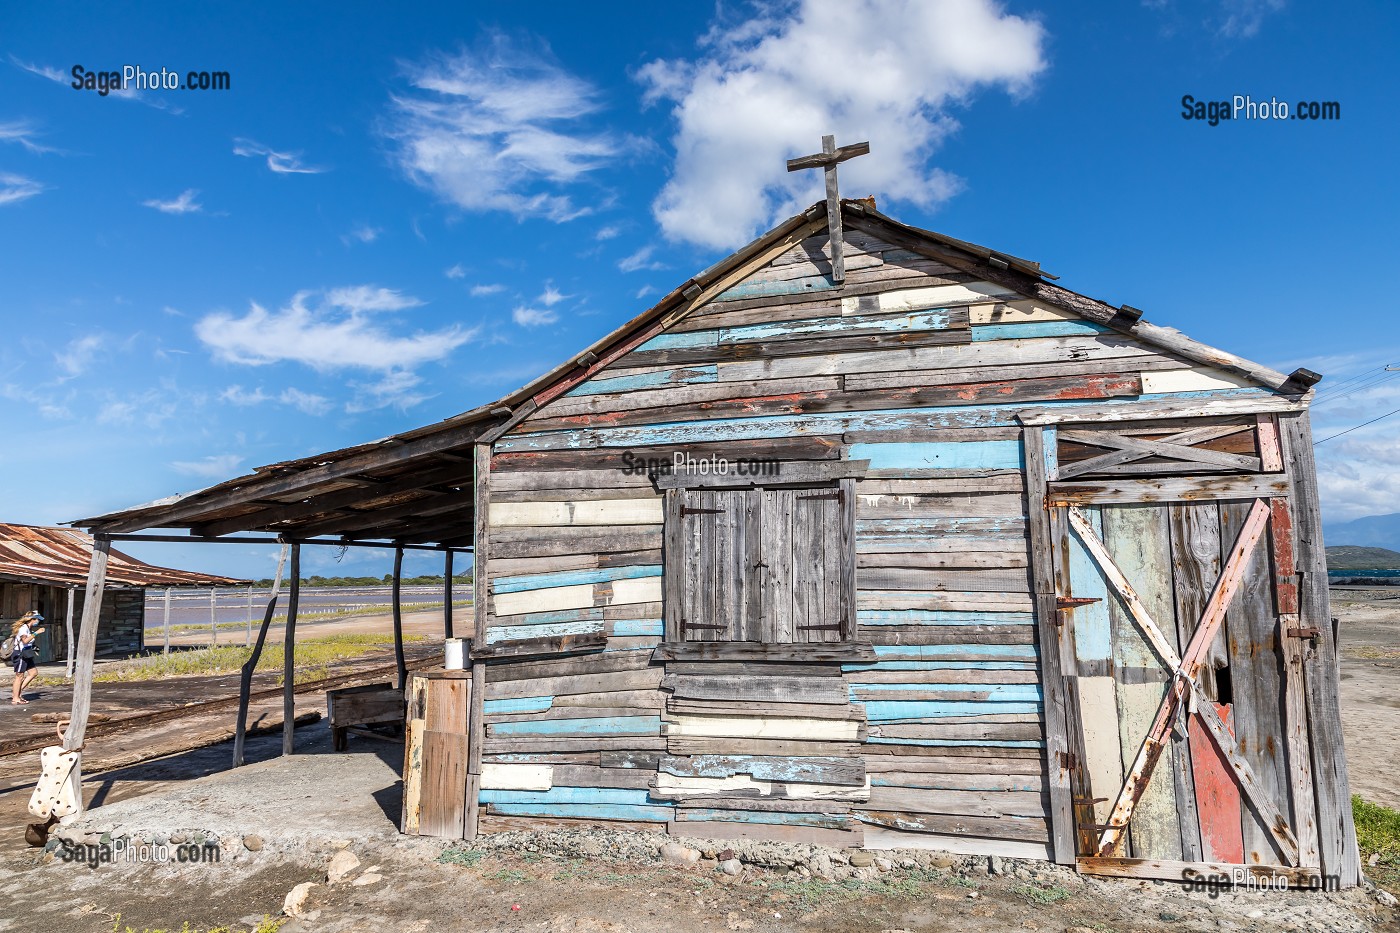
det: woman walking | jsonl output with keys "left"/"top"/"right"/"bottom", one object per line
{"left": 10, "top": 610, "right": 44, "bottom": 705}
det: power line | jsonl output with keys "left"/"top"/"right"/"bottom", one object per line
{"left": 1314, "top": 405, "right": 1400, "bottom": 445}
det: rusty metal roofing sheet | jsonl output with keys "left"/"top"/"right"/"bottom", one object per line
{"left": 0, "top": 523, "right": 244, "bottom": 588}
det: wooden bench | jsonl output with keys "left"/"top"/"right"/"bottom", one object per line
{"left": 326, "top": 683, "right": 404, "bottom": 751}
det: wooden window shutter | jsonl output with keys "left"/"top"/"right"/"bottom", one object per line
{"left": 677, "top": 488, "right": 746, "bottom": 641}
{"left": 788, "top": 483, "right": 850, "bottom": 643}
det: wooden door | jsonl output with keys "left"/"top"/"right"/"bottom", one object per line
{"left": 1052, "top": 493, "right": 1321, "bottom": 883}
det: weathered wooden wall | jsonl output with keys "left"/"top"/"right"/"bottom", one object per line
{"left": 464, "top": 219, "right": 1341, "bottom": 869}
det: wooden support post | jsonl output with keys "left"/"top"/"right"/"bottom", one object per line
{"left": 245, "top": 584, "right": 254, "bottom": 647}
{"left": 57, "top": 536, "right": 111, "bottom": 821}
{"left": 392, "top": 545, "right": 407, "bottom": 692}
{"left": 443, "top": 550, "right": 454, "bottom": 640}
{"left": 282, "top": 543, "right": 301, "bottom": 757}
{"left": 1022, "top": 426, "right": 1079, "bottom": 865}
{"left": 1278, "top": 411, "right": 1361, "bottom": 887}
{"left": 162, "top": 586, "right": 172, "bottom": 654}
{"left": 464, "top": 442, "right": 492, "bottom": 841}
{"left": 233, "top": 544, "right": 287, "bottom": 768}
{"left": 209, "top": 585, "right": 218, "bottom": 647}
{"left": 63, "top": 585, "right": 76, "bottom": 679}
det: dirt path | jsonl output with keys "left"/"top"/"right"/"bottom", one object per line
{"left": 1334, "top": 587, "right": 1400, "bottom": 810}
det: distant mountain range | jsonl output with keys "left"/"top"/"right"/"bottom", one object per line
{"left": 1324, "top": 512, "right": 1400, "bottom": 551}
{"left": 1325, "top": 545, "right": 1400, "bottom": 571}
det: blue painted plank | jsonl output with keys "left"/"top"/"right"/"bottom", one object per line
{"left": 564, "top": 365, "right": 717, "bottom": 398}
{"left": 659, "top": 755, "right": 860, "bottom": 784}
{"left": 493, "top": 565, "right": 662, "bottom": 595}
{"left": 485, "top": 802, "right": 673, "bottom": 823}
{"left": 842, "top": 661, "right": 1037, "bottom": 672}
{"left": 866, "top": 737, "right": 1044, "bottom": 748}
{"left": 494, "top": 389, "right": 1277, "bottom": 453}
{"left": 850, "top": 682, "right": 1042, "bottom": 699}
{"left": 872, "top": 775, "right": 1043, "bottom": 792}
{"left": 638, "top": 309, "right": 956, "bottom": 352}
{"left": 489, "top": 716, "right": 662, "bottom": 737}
{"left": 714, "top": 273, "right": 836, "bottom": 301}
{"left": 859, "top": 700, "right": 1044, "bottom": 720}
{"left": 487, "top": 620, "right": 605, "bottom": 645}
{"left": 610, "top": 618, "right": 664, "bottom": 637}
{"left": 856, "top": 610, "right": 1034, "bottom": 626}
{"left": 1066, "top": 507, "right": 1113, "bottom": 662}
{"left": 872, "top": 644, "right": 1038, "bottom": 659}
{"left": 849, "top": 440, "right": 1023, "bottom": 470}
{"left": 679, "top": 809, "right": 850, "bottom": 829}
{"left": 972, "top": 320, "right": 1109, "bottom": 342}
{"left": 480, "top": 786, "right": 654, "bottom": 805}
{"left": 856, "top": 517, "right": 1026, "bottom": 536}
{"left": 482, "top": 696, "right": 554, "bottom": 715}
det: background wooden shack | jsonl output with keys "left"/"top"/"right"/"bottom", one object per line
{"left": 0, "top": 523, "right": 241, "bottom": 662}
{"left": 74, "top": 199, "right": 1359, "bottom": 890}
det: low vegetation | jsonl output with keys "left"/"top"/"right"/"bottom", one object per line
{"left": 1353, "top": 795, "right": 1400, "bottom": 893}
{"left": 39, "top": 633, "right": 427, "bottom": 686}
{"left": 1325, "top": 545, "right": 1400, "bottom": 571}
{"left": 157, "top": 599, "right": 472, "bottom": 635}
{"left": 109, "top": 916, "right": 283, "bottom": 933}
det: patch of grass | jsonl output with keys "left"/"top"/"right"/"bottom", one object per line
{"left": 489, "top": 867, "right": 529, "bottom": 885}
{"left": 1345, "top": 646, "right": 1400, "bottom": 660}
{"left": 437, "top": 847, "right": 485, "bottom": 869}
{"left": 109, "top": 915, "right": 284, "bottom": 933}
{"left": 39, "top": 634, "right": 427, "bottom": 686}
{"left": 1354, "top": 795, "right": 1400, "bottom": 893}
{"left": 157, "top": 600, "right": 473, "bottom": 635}
{"left": 1010, "top": 882, "right": 1071, "bottom": 905}
{"left": 768, "top": 870, "right": 942, "bottom": 912}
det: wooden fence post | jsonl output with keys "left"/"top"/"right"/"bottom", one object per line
{"left": 209, "top": 586, "right": 219, "bottom": 647}
{"left": 233, "top": 544, "right": 288, "bottom": 768}
{"left": 63, "top": 585, "right": 76, "bottom": 679}
{"left": 162, "top": 586, "right": 172, "bottom": 654}
{"left": 282, "top": 543, "right": 301, "bottom": 757}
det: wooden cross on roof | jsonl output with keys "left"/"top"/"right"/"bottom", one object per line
{"left": 786, "top": 135, "right": 870, "bottom": 283}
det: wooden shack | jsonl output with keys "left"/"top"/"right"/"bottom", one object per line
{"left": 0, "top": 523, "right": 241, "bottom": 662}
{"left": 74, "top": 199, "right": 1358, "bottom": 889}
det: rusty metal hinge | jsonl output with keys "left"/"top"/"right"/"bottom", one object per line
{"left": 1057, "top": 751, "right": 1078, "bottom": 772}
{"left": 681, "top": 505, "right": 724, "bottom": 516}
{"left": 1057, "top": 597, "right": 1102, "bottom": 610}
{"left": 1286, "top": 626, "right": 1321, "bottom": 639}
{"left": 797, "top": 490, "right": 843, "bottom": 503}
{"left": 796, "top": 624, "right": 844, "bottom": 631}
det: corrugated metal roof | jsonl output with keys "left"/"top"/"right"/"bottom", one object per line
{"left": 0, "top": 523, "right": 244, "bottom": 588}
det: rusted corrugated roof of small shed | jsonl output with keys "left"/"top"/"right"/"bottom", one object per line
{"left": 0, "top": 523, "right": 244, "bottom": 587}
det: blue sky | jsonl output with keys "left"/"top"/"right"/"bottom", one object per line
{"left": 2, "top": 0, "right": 1397, "bottom": 579}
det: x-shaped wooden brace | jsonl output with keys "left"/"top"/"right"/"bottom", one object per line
{"left": 1064, "top": 498, "right": 1300, "bottom": 865}
{"left": 1057, "top": 424, "right": 1260, "bottom": 479}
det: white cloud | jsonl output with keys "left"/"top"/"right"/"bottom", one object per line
{"left": 1218, "top": 0, "right": 1286, "bottom": 38}
{"left": 172, "top": 453, "right": 245, "bottom": 478}
{"left": 445, "top": 263, "right": 466, "bottom": 279}
{"left": 470, "top": 283, "right": 507, "bottom": 297}
{"left": 512, "top": 306, "right": 558, "bottom": 327}
{"left": 1300, "top": 349, "right": 1400, "bottom": 522}
{"left": 55, "top": 334, "right": 105, "bottom": 379}
{"left": 0, "top": 120, "right": 56, "bottom": 155}
{"left": 639, "top": 0, "right": 1047, "bottom": 249}
{"left": 220, "top": 384, "right": 334, "bottom": 416}
{"left": 9, "top": 55, "right": 65, "bottom": 84}
{"left": 618, "top": 244, "right": 666, "bottom": 272}
{"left": 346, "top": 369, "right": 432, "bottom": 412}
{"left": 195, "top": 285, "right": 472, "bottom": 372}
{"left": 539, "top": 284, "right": 569, "bottom": 306}
{"left": 342, "top": 223, "right": 381, "bottom": 245}
{"left": 143, "top": 188, "right": 203, "bottom": 214}
{"left": 595, "top": 224, "right": 621, "bottom": 241}
{"left": 0, "top": 171, "right": 44, "bottom": 205}
{"left": 0, "top": 383, "right": 71, "bottom": 420}
{"left": 232, "top": 138, "right": 326, "bottom": 174}
{"left": 636, "top": 285, "right": 657, "bottom": 300}
{"left": 386, "top": 37, "right": 625, "bottom": 221}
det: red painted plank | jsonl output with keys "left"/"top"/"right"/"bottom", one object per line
{"left": 1191, "top": 702, "right": 1244, "bottom": 864}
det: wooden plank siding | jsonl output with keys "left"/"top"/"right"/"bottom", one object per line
{"left": 454, "top": 218, "right": 1349, "bottom": 880}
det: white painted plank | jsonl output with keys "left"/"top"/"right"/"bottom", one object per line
{"left": 493, "top": 575, "right": 663, "bottom": 617}
{"left": 841, "top": 281, "right": 1019, "bottom": 316}
{"left": 481, "top": 763, "right": 554, "bottom": 791}
{"left": 1140, "top": 367, "right": 1255, "bottom": 394}
{"left": 862, "top": 826, "right": 1052, "bottom": 859}
{"left": 666, "top": 714, "right": 862, "bottom": 741}
{"left": 491, "top": 498, "right": 664, "bottom": 527}
{"left": 969, "top": 299, "right": 1076, "bottom": 325}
